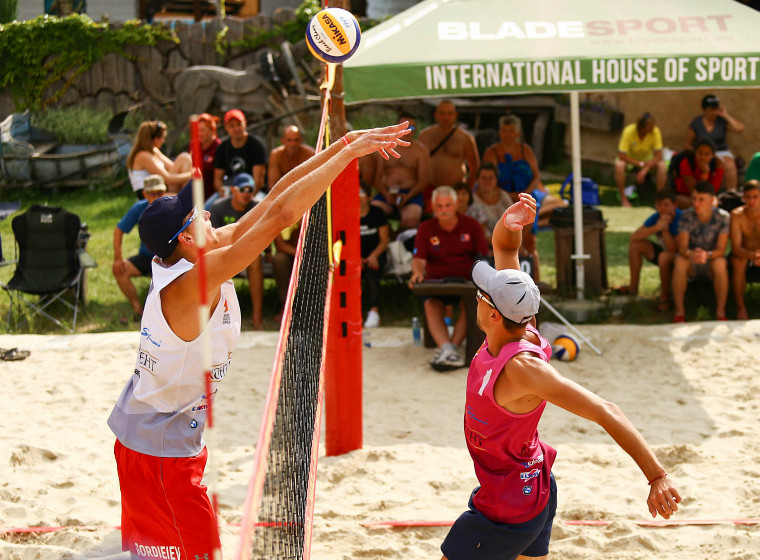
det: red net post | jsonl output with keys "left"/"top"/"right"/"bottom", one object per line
{"left": 325, "top": 160, "right": 363, "bottom": 456}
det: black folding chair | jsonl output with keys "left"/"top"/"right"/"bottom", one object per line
{"left": 3, "top": 205, "right": 96, "bottom": 333}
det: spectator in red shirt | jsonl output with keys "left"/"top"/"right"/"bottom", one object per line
{"left": 673, "top": 137, "right": 724, "bottom": 209}
{"left": 409, "top": 186, "right": 489, "bottom": 371}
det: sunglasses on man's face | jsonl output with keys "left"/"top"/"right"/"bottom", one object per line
{"left": 168, "top": 207, "right": 198, "bottom": 243}
{"left": 238, "top": 186, "right": 254, "bottom": 194}
{"left": 476, "top": 289, "right": 496, "bottom": 308}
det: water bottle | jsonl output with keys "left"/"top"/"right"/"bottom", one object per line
{"left": 412, "top": 317, "right": 422, "bottom": 347}
{"left": 445, "top": 316, "right": 454, "bottom": 337}
{"left": 363, "top": 329, "right": 371, "bottom": 348}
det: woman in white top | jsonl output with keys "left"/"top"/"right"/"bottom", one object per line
{"left": 126, "top": 120, "right": 192, "bottom": 197}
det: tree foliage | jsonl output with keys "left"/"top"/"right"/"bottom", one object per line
{"left": 0, "top": 0, "right": 18, "bottom": 24}
{"left": 0, "top": 14, "right": 175, "bottom": 111}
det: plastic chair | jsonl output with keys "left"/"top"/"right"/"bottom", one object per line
{"left": 3, "top": 205, "right": 97, "bottom": 333}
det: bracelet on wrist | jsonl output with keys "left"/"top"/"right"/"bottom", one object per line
{"left": 648, "top": 473, "right": 668, "bottom": 485}
{"left": 341, "top": 135, "right": 350, "bottom": 146}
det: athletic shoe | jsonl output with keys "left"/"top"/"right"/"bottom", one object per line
{"left": 364, "top": 310, "right": 380, "bottom": 328}
{"left": 431, "top": 349, "right": 465, "bottom": 372}
{"left": 429, "top": 347, "right": 444, "bottom": 365}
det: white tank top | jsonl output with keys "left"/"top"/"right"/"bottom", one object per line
{"left": 128, "top": 168, "right": 151, "bottom": 192}
{"left": 108, "top": 258, "right": 241, "bottom": 457}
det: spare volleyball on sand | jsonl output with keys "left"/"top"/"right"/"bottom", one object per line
{"left": 306, "top": 7, "right": 361, "bottom": 64}
{"left": 552, "top": 335, "right": 579, "bottom": 361}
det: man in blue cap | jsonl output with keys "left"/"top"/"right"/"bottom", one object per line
{"left": 107, "top": 122, "right": 412, "bottom": 560}
{"left": 209, "top": 172, "right": 264, "bottom": 329}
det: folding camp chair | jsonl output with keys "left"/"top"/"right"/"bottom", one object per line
{"left": 3, "top": 205, "right": 96, "bottom": 333}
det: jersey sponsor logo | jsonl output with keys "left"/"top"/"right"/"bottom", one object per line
{"left": 521, "top": 453, "right": 544, "bottom": 468}
{"left": 466, "top": 406, "right": 488, "bottom": 425}
{"left": 522, "top": 485, "right": 533, "bottom": 495}
{"left": 460, "top": 233, "right": 471, "bottom": 242}
{"left": 140, "top": 327, "right": 162, "bottom": 348}
{"left": 138, "top": 349, "right": 159, "bottom": 375}
{"left": 466, "top": 425, "right": 486, "bottom": 449}
{"left": 430, "top": 236, "right": 440, "bottom": 246}
{"left": 520, "top": 468, "right": 540, "bottom": 481}
{"left": 223, "top": 298, "right": 231, "bottom": 325}
{"left": 134, "top": 543, "right": 182, "bottom": 559}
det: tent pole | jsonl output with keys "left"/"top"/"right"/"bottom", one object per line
{"left": 569, "top": 91, "right": 587, "bottom": 300}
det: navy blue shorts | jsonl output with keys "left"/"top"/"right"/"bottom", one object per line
{"left": 441, "top": 473, "right": 557, "bottom": 560}
{"left": 128, "top": 254, "right": 153, "bottom": 277}
{"left": 372, "top": 187, "right": 424, "bottom": 208}
{"left": 645, "top": 241, "right": 665, "bottom": 265}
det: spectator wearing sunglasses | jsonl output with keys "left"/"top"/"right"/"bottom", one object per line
{"left": 209, "top": 173, "right": 264, "bottom": 330}
{"left": 126, "top": 120, "right": 192, "bottom": 198}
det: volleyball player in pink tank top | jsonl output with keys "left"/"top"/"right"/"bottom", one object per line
{"left": 440, "top": 194, "right": 682, "bottom": 560}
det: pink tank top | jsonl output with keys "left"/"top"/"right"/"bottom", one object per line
{"left": 464, "top": 324, "right": 557, "bottom": 523}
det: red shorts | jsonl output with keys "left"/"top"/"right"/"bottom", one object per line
{"left": 114, "top": 439, "right": 220, "bottom": 559}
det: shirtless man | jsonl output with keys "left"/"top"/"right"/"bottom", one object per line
{"left": 268, "top": 125, "right": 316, "bottom": 188}
{"left": 419, "top": 100, "right": 480, "bottom": 191}
{"left": 371, "top": 114, "right": 431, "bottom": 230}
{"left": 730, "top": 180, "right": 760, "bottom": 320}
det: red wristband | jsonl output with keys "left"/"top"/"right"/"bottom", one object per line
{"left": 341, "top": 135, "right": 350, "bottom": 146}
{"left": 648, "top": 473, "right": 667, "bottom": 485}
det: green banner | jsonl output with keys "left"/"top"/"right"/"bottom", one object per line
{"left": 346, "top": 54, "right": 760, "bottom": 102}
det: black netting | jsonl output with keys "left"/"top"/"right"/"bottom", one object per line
{"left": 252, "top": 194, "right": 330, "bottom": 559}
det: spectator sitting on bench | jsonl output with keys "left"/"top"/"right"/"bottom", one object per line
{"left": 671, "top": 137, "right": 724, "bottom": 210}
{"left": 359, "top": 183, "right": 390, "bottom": 328}
{"left": 209, "top": 172, "right": 264, "bottom": 330}
{"left": 672, "top": 181, "right": 730, "bottom": 323}
{"left": 112, "top": 174, "right": 167, "bottom": 319}
{"left": 614, "top": 112, "right": 668, "bottom": 207}
{"left": 730, "top": 180, "right": 760, "bottom": 320}
{"left": 625, "top": 188, "right": 681, "bottom": 310}
{"left": 409, "top": 186, "right": 489, "bottom": 371}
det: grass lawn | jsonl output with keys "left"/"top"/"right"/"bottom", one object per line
{"left": 1, "top": 180, "right": 758, "bottom": 334}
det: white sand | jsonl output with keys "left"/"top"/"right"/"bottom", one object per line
{"left": 1, "top": 322, "right": 759, "bottom": 559}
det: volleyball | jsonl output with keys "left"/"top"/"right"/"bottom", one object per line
{"left": 552, "top": 335, "right": 579, "bottom": 362}
{"left": 306, "top": 8, "right": 361, "bottom": 64}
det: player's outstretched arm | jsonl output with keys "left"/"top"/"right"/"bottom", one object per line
{"left": 207, "top": 123, "right": 411, "bottom": 287}
{"left": 217, "top": 122, "right": 411, "bottom": 247}
{"left": 492, "top": 193, "right": 536, "bottom": 271}
{"left": 503, "top": 355, "right": 682, "bottom": 519}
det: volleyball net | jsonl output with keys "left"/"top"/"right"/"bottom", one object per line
{"left": 236, "top": 65, "right": 362, "bottom": 559}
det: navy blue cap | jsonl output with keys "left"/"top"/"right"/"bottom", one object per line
{"left": 232, "top": 173, "right": 255, "bottom": 189}
{"left": 139, "top": 181, "right": 195, "bottom": 260}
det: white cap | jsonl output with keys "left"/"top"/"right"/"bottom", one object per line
{"left": 471, "top": 261, "right": 540, "bottom": 324}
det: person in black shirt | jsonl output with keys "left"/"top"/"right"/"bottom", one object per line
{"left": 360, "top": 184, "right": 390, "bottom": 328}
{"left": 214, "top": 109, "right": 267, "bottom": 198}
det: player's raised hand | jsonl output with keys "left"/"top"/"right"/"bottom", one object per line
{"left": 343, "top": 122, "right": 412, "bottom": 160}
{"left": 503, "top": 192, "right": 537, "bottom": 231}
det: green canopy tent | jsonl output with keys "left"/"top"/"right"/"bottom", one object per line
{"left": 344, "top": 0, "right": 760, "bottom": 297}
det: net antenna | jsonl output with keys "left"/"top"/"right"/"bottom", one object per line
{"left": 236, "top": 62, "right": 344, "bottom": 560}
{"left": 189, "top": 116, "right": 223, "bottom": 560}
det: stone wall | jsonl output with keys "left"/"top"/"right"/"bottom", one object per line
{"left": 0, "top": 11, "right": 296, "bottom": 123}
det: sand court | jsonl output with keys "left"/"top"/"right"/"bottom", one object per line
{"left": 1, "top": 323, "right": 759, "bottom": 559}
